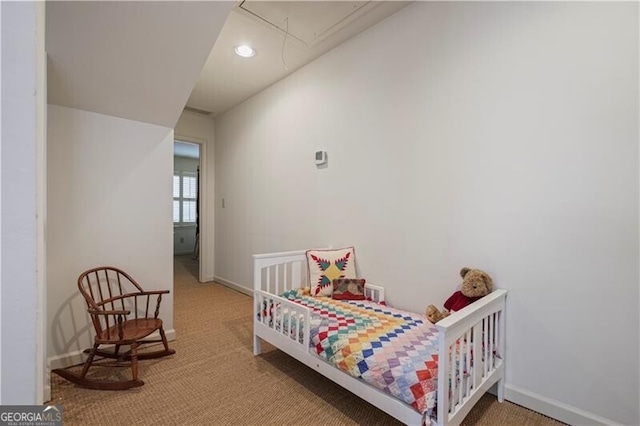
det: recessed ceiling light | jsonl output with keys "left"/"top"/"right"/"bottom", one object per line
{"left": 234, "top": 45, "right": 256, "bottom": 58}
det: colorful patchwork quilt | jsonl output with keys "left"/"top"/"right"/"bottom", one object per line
{"left": 281, "top": 290, "right": 441, "bottom": 419}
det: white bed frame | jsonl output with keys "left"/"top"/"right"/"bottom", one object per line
{"left": 253, "top": 250, "right": 507, "bottom": 426}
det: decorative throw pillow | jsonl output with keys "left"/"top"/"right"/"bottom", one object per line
{"left": 306, "top": 247, "right": 356, "bottom": 297}
{"left": 332, "top": 278, "right": 366, "bottom": 300}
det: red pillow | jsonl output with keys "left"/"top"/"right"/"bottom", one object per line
{"left": 332, "top": 278, "right": 366, "bottom": 300}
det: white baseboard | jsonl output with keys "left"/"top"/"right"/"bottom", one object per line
{"left": 504, "top": 383, "right": 619, "bottom": 426}
{"left": 166, "top": 328, "right": 176, "bottom": 342}
{"left": 49, "top": 349, "right": 86, "bottom": 371}
{"left": 213, "top": 276, "right": 253, "bottom": 297}
{"left": 43, "top": 384, "right": 51, "bottom": 404}
{"left": 48, "top": 328, "right": 176, "bottom": 370}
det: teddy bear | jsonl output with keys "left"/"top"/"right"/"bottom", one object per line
{"left": 297, "top": 287, "right": 311, "bottom": 297}
{"left": 426, "top": 267, "right": 494, "bottom": 324}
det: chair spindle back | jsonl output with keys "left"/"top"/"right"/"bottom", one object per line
{"left": 78, "top": 266, "right": 149, "bottom": 341}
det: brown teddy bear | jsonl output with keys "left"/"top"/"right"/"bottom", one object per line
{"left": 426, "top": 267, "right": 494, "bottom": 324}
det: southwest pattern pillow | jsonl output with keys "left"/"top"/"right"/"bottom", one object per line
{"left": 306, "top": 247, "right": 356, "bottom": 297}
{"left": 332, "top": 278, "right": 366, "bottom": 300}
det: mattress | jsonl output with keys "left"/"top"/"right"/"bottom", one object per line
{"left": 280, "top": 290, "right": 444, "bottom": 419}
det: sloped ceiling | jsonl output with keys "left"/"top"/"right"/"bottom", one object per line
{"left": 46, "top": 1, "right": 234, "bottom": 128}
{"left": 186, "top": 1, "right": 409, "bottom": 116}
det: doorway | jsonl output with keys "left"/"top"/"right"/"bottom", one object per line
{"left": 173, "top": 140, "right": 201, "bottom": 281}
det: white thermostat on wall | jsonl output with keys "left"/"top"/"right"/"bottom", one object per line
{"left": 315, "top": 150, "right": 327, "bottom": 165}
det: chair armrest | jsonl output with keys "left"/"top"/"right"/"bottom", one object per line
{"left": 137, "top": 290, "right": 170, "bottom": 296}
{"left": 97, "top": 290, "right": 169, "bottom": 307}
{"left": 94, "top": 291, "right": 169, "bottom": 320}
{"left": 88, "top": 308, "right": 130, "bottom": 316}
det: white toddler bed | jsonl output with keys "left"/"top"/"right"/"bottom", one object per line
{"left": 253, "top": 250, "right": 507, "bottom": 426}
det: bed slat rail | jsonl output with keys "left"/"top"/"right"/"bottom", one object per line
{"left": 254, "top": 250, "right": 311, "bottom": 295}
{"left": 254, "top": 289, "right": 310, "bottom": 348}
{"left": 436, "top": 289, "right": 507, "bottom": 425}
{"left": 253, "top": 251, "right": 311, "bottom": 356}
{"left": 364, "top": 283, "right": 385, "bottom": 303}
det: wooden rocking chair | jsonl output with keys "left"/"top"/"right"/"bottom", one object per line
{"left": 53, "top": 266, "right": 175, "bottom": 390}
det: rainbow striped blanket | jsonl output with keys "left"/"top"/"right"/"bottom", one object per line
{"left": 281, "top": 290, "right": 440, "bottom": 418}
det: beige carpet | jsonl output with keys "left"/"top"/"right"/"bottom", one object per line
{"left": 50, "top": 255, "right": 564, "bottom": 425}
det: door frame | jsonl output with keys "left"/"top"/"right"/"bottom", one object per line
{"left": 174, "top": 134, "right": 208, "bottom": 282}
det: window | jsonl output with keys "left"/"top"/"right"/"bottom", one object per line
{"left": 173, "top": 171, "right": 197, "bottom": 225}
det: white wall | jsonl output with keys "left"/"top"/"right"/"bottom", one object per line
{"left": 35, "top": 0, "right": 48, "bottom": 403}
{"left": 175, "top": 111, "right": 216, "bottom": 281}
{"left": 0, "top": 0, "right": 40, "bottom": 404}
{"left": 174, "top": 155, "right": 200, "bottom": 255}
{"left": 214, "top": 2, "right": 639, "bottom": 425}
{"left": 47, "top": 105, "right": 174, "bottom": 368}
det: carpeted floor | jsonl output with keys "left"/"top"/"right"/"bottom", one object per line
{"left": 49, "top": 255, "right": 565, "bottom": 425}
